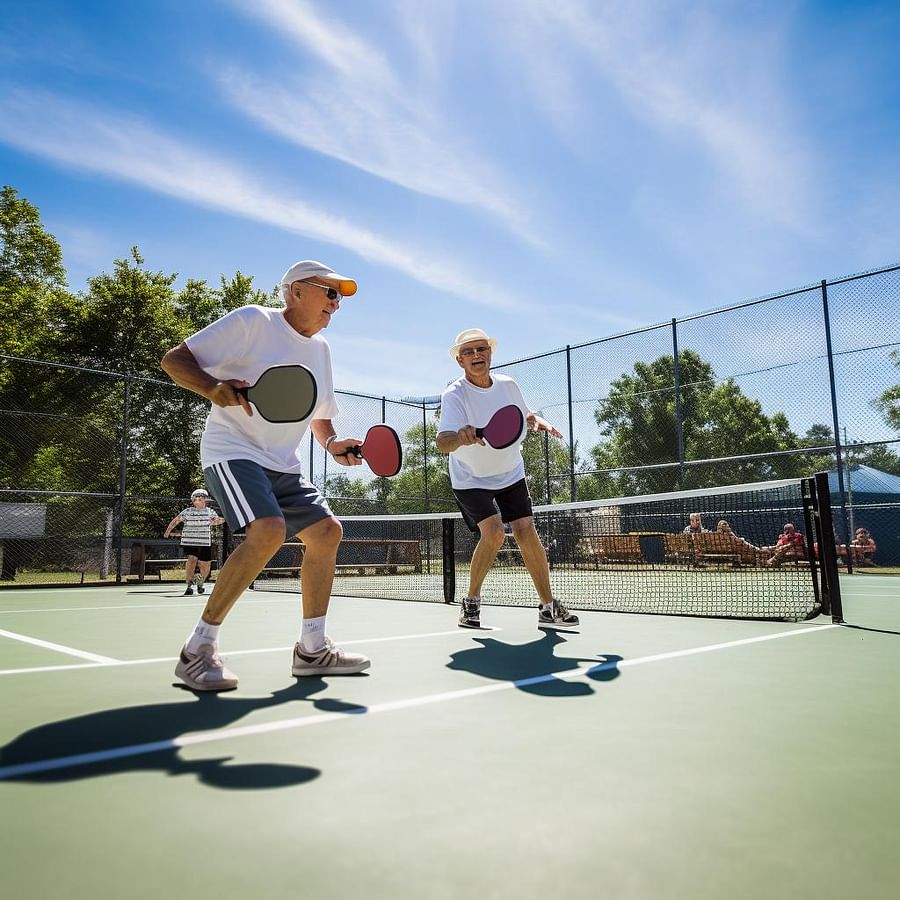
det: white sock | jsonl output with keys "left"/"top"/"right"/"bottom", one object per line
{"left": 540, "top": 600, "right": 552, "bottom": 610}
{"left": 186, "top": 620, "right": 220, "bottom": 653}
{"left": 301, "top": 615, "right": 327, "bottom": 652}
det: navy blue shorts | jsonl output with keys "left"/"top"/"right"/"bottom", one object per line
{"left": 204, "top": 459, "right": 334, "bottom": 538}
{"left": 452, "top": 478, "right": 533, "bottom": 533}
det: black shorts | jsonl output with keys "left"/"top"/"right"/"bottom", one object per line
{"left": 452, "top": 478, "right": 533, "bottom": 533}
{"left": 182, "top": 545, "right": 212, "bottom": 562}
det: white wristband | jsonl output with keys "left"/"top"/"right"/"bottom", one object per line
{"left": 324, "top": 434, "right": 338, "bottom": 452}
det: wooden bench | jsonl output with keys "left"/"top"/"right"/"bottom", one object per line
{"left": 259, "top": 538, "right": 423, "bottom": 578}
{"left": 691, "top": 532, "right": 742, "bottom": 567}
{"left": 585, "top": 534, "right": 644, "bottom": 565}
{"left": 129, "top": 542, "right": 217, "bottom": 582}
{"left": 663, "top": 533, "right": 695, "bottom": 564}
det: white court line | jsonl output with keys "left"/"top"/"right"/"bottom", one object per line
{"left": 0, "top": 627, "right": 499, "bottom": 676}
{"left": 0, "top": 598, "right": 308, "bottom": 615}
{"left": 0, "top": 623, "right": 836, "bottom": 780}
{"left": 0, "top": 629, "right": 118, "bottom": 664}
{"left": 0, "top": 593, "right": 406, "bottom": 615}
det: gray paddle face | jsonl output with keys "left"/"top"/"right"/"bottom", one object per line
{"left": 239, "top": 365, "right": 317, "bottom": 423}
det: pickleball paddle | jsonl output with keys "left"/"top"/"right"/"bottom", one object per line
{"left": 236, "top": 365, "right": 317, "bottom": 423}
{"left": 476, "top": 405, "right": 524, "bottom": 449}
{"left": 346, "top": 424, "right": 403, "bottom": 477}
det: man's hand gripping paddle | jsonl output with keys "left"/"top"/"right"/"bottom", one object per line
{"left": 476, "top": 405, "right": 525, "bottom": 450}
{"left": 344, "top": 425, "right": 403, "bottom": 477}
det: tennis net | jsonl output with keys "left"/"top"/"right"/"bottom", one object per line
{"left": 250, "top": 475, "right": 841, "bottom": 622}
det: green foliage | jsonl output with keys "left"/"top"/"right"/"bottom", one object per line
{"left": 384, "top": 417, "right": 453, "bottom": 513}
{"left": 0, "top": 189, "right": 276, "bottom": 527}
{"left": 875, "top": 349, "right": 900, "bottom": 432}
{"left": 591, "top": 350, "right": 805, "bottom": 493}
{"left": 0, "top": 185, "right": 71, "bottom": 361}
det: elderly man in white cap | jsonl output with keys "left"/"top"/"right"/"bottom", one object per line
{"left": 163, "top": 488, "right": 225, "bottom": 595}
{"left": 436, "top": 328, "right": 579, "bottom": 630}
{"left": 161, "top": 260, "right": 370, "bottom": 690}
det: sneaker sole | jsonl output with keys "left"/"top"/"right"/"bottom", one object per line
{"left": 458, "top": 621, "right": 482, "bottom": 629}
{"left": 538, "top": 621, "right": 580, "bottom": 630}
{"left": 292, "top": 659, "right": 371, "bottom": 677}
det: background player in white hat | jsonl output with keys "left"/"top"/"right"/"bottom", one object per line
{"left": 436, "top": 328, "right": 579, "bottom": 630}
{"left": 163, "top": 488, "right": 225, "bottom": 595}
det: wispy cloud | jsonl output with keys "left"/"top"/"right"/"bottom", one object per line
{"left": 0, "top": 86, "right": 529, "bottom": 310}
{"left": 330, "top": 334, "right": 449, "bottom": 399}
{"left": 510, "top": 0, "right": 820, "bottom": 235}
{"left": 218, "top": 0, "right": 543, "bottom": 246}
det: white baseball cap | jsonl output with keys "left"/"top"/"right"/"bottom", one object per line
{"left": 191, "top": 489, "right": 209, "bottom": 499}
{"left": 280, "top": 260, "right": 357, "bottom": 301}
{"left": 449, "top": 327, "right": 497, "bottom": 360}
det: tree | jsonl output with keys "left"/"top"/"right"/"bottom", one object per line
{"left": 0, "top": 185, "right": 73, "bottom": 362}
{"left": 384, "top": 416, "right": 453, "bottom": 513}
{"left": 875, "top": 349, "right": 900, "bottom": 432}
{"left": 591, "top": 350, "right": 804, "bottom": 494}
{"left": 520, "top": 427, "right": 576, "bottom": 504}
{"left": 324, "top": 473, "right": 374, "bottom": 515}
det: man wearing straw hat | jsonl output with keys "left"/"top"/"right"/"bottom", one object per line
{"left": 436, "top": 328, "right": 579, "bottom": 630}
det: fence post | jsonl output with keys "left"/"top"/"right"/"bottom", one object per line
{"left": 821, "top": 279, "right": 851, "bottom": 551}
{"left": 422, "top": 401, "right": 430, "bottom": 511}
{"left": 671, "top": 318, "right": 685, "bottom": 490}
{"left": 114, "top": 374, "right": 131, "bottom": 583}
{"left": 821, "top": 281, "right": 845, "bottom": 493}
{"left": 565, "top": 345, "right": 576, "bottom": 501}
{"left": 543, "top": 429, "right": 551, "bottom": 504}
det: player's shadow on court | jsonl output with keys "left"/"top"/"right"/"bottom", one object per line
{"left": 0, "top": 678, "right": 366, "bottom": 788}
{"left": 447, "top": 630, "right": 622, "bottom": 697}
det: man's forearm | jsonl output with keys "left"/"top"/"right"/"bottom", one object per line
{"left": 160, "top": 344, "right": 219, "bottom": 400}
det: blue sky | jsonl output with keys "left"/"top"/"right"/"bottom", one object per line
{"left": 2, "top": 0, "right": 899, "bottom": 402}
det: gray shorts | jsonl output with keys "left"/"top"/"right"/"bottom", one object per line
{"left": 203, "top": 459, "right": 334, "bottom": 538}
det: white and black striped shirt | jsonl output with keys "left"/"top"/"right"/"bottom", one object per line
{"left": 177, "top": 507, "right": 219, "bottom": 547}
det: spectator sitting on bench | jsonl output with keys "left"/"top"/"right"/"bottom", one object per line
{"left": 163, "top": 489, "right": 225, "bottom": 595}
{"left": 850, "top": 527, "right": 877, "bottom": 566}
{"left": 683, "top": 512, "right": 708, "bottom": 534}
{"left": 715, "top": 520, "right": 764, "bottom": 563}
{"left": 763, "top": 523, "right": 806, "bottom": 566}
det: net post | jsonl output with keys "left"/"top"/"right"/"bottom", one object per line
{"left": 442, "top": 517, "right": 456, "bottom": 603}
{"left": 801, "top": 477, "right": 824, "bottom": 617}
{"left": 814, "top": 471, "right": 844, "bottom": 623}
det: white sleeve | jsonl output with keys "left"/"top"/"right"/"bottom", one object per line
{"left": 438, "top": 390, "right": 467, "bottom": 433}
{"left": 312, "top": 339, "right": 339, "bottom": 420}
{"left": 184, "top": 307, "right": 251, "bottom": 370}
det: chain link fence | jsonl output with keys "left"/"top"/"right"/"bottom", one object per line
{"left": 1, "top": 263, "right": 898, "bottom": 583}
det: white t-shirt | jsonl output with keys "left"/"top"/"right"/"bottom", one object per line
{"left": 438, "top": 374, "right": 529, "bottom": 490}
{"left": 185, "top": 305, "right": 339, "bottom": 473}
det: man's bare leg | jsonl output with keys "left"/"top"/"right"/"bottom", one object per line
{"left": 297, "top": 516, "right": 343, "bottom": 619}
{"left": 466, "top": 515, "right": 505, "bottom": 598}
{"left": 200, "top": 516, "right": 286, "bottom": 624}
{"left": 509, "top": 516, "right": 553, "bottom": 604}
{"left": 184, "top": 556, "right": 198, "bottom": 586}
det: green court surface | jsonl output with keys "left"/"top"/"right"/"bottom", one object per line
{"left": 1, "top": 577, "right": 898, "bottom": 900}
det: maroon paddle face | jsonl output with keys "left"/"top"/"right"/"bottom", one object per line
{"left": 475, "top": 405, "right": 524, "bottom": 449}
{"left": 348, "top": 425, "right": 402, "bottom": 477}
